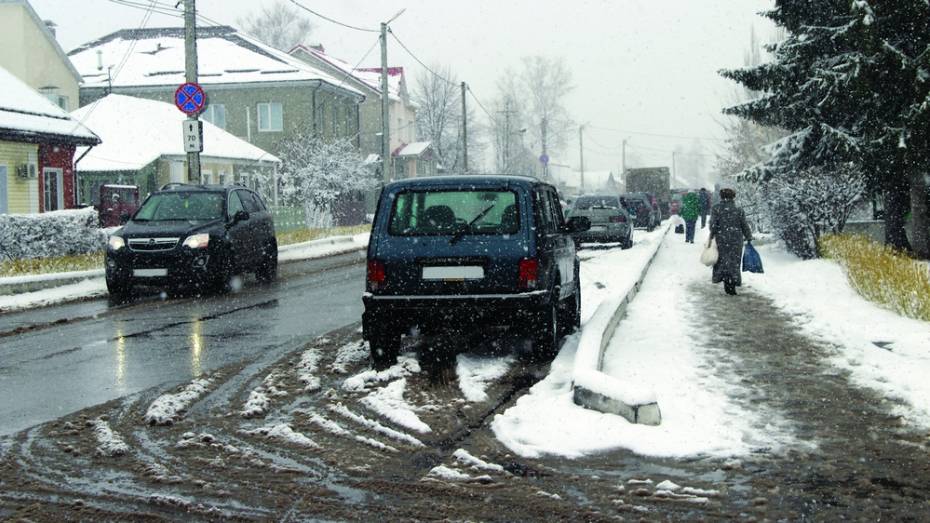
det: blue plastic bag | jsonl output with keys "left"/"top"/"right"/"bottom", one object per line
{"left": 742, "top": 242, "right": 764, "bottom": 273}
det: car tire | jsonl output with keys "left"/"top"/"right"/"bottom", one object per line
{"left": 106, "top": 277, "right": 132, "bottom": 302}
{"left": 210, "top": 252, "right": 232, "bottom": 294}
{"left": 532, "top": 295, "right": 560, "bottom": 361}
{"left": 560, "top": 278, "right": 581, "bottom": 335}
{"left": 369, "top": 333, "right": 400, "bottom": 370}
{"left": 622, "top": 232, "right": 634, "bottom": 250}
{"left": 256, "top": 239, "right": 278, "bottom": 283}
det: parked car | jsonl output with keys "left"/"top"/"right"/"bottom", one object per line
{"left": 362, "top": 175, "right": 590, "bottom": 369}
{"left": 621, "top": 192, "right": 661, "bottom": 231}
{"left": 97, "top": 184, "right": 140, "bottom": 227}
{"left": 105, "top": 184, "right": 277, "bottom": 300}
{"left": 567, "top": 194, "right": 633, "bottom": 249}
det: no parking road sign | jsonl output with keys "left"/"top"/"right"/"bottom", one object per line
{"left": 175, "top": 82, "right": 206, "bottom": 116}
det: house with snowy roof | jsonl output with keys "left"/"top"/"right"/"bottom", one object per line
{"left": 0, "top": 65, "right": 100, "bottom": 215}
{"left": 71, "top": 94, "right": 279, "bottom": 205}
{"left": 68, "top": 26, "right": 365, "bottom": 156}
{"left": 288, "top": 44, "right": 421, "bottom": 176}
{"left": 0, "top": 0, "right": 80, "bottom": 112}
{"left": 550, "top": 168, "right": 623, "bottom": 199}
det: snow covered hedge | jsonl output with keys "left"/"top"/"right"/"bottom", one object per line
{"left": 0, "top": 208, "right": 107, "bottom": 259}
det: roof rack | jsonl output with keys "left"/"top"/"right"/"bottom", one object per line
{"left": 159, "top": 183, "right": 207, "bottom": 191}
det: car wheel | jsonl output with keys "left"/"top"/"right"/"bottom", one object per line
{"left": 256, "top": 239, "right": 278, "bottom": 283}
{"left": 532, "top": 295, "right": 560, "bottom": 361}
{"left": 369, "top": 333, "right": 400, "bottom": 370}
{"left": 622, "top": 231, "right": 634, "bottom": 250}
{"left": 560, "top": 279, "right": 581, "bottom": 335}
{"left": 210, "top": 252, "right": 232, "bottom": 294}
{"left": 106, "top": 277, "right": 132, "bottom": 303}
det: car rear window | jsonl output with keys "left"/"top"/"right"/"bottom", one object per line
{"left": 134, "top": 192, "right": 224, "bottom": 222}
{"left": 388, "top": 189, "right": 519, "bottom": 236}
{"left": 573, "top": 196, "right": 620, "bottom": 210}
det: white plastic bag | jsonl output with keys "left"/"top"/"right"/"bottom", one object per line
{"left": 700, "top": 238, "right": 718, "bottom": 266}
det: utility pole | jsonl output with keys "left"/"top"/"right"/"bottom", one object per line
{"left": 579, "top": 125, "right": 585, "bottom": 193}
{"left": 380, "top": 22, "right": 390, "bottom": 183}
{"left": 498, "top": 100, "right": 518, "bottom": 173}
{"left": 461, "top": 81, "right": 468, "bottom": 174}
{"left": 541, "top": 117, "right": 548, "bottom": 180}
{"left": 184, "top": 0, "right": 201, "bottom": 183}
{"left": 621, "top": 139, "right": 627, "bottom": 176}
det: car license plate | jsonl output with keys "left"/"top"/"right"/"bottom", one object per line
{"left": 133, "top": 268, "right": 168, "bottom": 277}
{"left": 590, "top": 226, "right": 606, "bottom": 232}
{"left": 422, "top": 266, "right": 484, "bottom": 281}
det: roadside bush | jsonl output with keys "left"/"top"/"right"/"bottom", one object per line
{"left": 821, "top": 234, "right": 930, "bottom": 322}
{"left": 0, "top": 208, "right": 106, "bottom": 260}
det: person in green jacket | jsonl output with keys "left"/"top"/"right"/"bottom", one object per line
{"left": 680, "top": 191, "right": 700, "bottom": 243}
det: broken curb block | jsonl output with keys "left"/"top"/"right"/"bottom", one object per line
{"left": 573, "top": 385, "right": 662, "bottom": 426}
{"left": 571, "top": 225, "right": 670, "bottom": 425}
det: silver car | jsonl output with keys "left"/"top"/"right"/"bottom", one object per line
{"left": 567, "top": 195, "right": 633, "bottom": 249}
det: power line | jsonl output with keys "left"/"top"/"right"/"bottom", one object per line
{"left": 587, "top": 123, "right": 727, "bottom": 143}
{"left": 287, "top": 0, "right": 379, "bottom": 33}
{"left": 387, "top": 29, "right": 457, "bottom": 86}
{"left": 466, "top": 86, "right": 501, "bottom": 128}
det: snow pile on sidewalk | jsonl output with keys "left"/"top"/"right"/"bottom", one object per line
{"left": 493, "top": 234, "right": 797, "bottom": 459}
{"left": 0, "top": 277, "right": 106, "bottom": 313}
{"left": 277, "top": 232, "right": 369, "bottom": 263}
{"left": 748, "top": 244, "right": 930, "bottom": 428}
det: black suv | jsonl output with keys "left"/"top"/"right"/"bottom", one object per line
{"left": 621, "top": 192, "right": 662, "bottom": 231}
{"left": 363, "top": 175, "right": 590, "bottom": 368}
{"left": 105, "top": 184, "right": 277, "bottom": 299}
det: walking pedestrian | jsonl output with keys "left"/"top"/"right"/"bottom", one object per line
{"left": 708, "top": 188, "right": 752, "bottom": 296}
{"left": 698, "top": 187, "right": 711, "bottom": 229}
{"left": 680, "top": 191, "right": 700, "bottom": 243}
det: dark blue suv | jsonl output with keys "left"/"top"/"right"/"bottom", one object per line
{"left": 362, "top": 175, "right": 590, "bottom": 368}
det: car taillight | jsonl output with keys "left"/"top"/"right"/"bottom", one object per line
{"left": 367, "top": 260, "right": 386, "bottom": 290}
{"left": 518, "top": 258, "right": 538, "bottom": 290}
{"left": 610, "top": 215, "right": 626, "bottom": 223}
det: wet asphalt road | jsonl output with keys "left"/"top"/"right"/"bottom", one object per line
{"left": 0, "top": 251, "right": 366, "bottom": 436}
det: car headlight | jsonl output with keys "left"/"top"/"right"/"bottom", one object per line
{"left": 182, "top": 233, "right": 210, "bottom": 249}
{"left": 108, "top": 236, "right": 125, "bottom": 251}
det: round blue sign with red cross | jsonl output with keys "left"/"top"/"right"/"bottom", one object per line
{"left": 174, "top": 82, "right": 206, "bottom": 115}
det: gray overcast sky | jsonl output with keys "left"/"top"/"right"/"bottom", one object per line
{"left": 32, "top": 0, "right": 774, "bottom": 178}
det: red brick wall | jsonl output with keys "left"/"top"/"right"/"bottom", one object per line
{"left": 38, "top": 143, "right": 77, "bottom": 212}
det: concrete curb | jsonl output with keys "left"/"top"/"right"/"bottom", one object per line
{"left": 571, "top": 224, "right": 671, "bottom": 425}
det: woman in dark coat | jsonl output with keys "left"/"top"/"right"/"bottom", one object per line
{"left": 708, "top": 188, "right": 752, "bottom": 295}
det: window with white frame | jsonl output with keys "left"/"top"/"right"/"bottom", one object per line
{"left": 257, "top": 102, "right": 283, "bottom": 132}
{"left": 202, "top": 104, "right": 226, "bottom": 129}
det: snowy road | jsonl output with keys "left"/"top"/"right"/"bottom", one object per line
{"left": 2, "top": 229, "right": 930, "bottom": 520}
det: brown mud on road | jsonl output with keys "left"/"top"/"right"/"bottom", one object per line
{"left": 2, "top": 285, "right": 930, "bottom": 521}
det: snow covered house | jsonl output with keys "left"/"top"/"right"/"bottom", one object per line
{"left": 393, "top": 141, "right": 435, "bottom": 178}
{"left": 68, "top": 26, "right": 365, "bottom": 157}
{"left": 0, "top": 0, "right": 80, "bottom": 112}
{"left": 0, "top": 65, "right": 99, "bottom": 215}
{"left": 71, "top": 94, "right": 279, "bottom": 206}
{"left": 289, "top": 44, "right": 417, "bottom": 174}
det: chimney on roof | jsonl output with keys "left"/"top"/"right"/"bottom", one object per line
{"left": 310, "top": 44, "right": 325, "bottom": 54}
{"left": 44, "top": 20, "right": 57, "bottom": 38}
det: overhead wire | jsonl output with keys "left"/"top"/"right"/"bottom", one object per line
{"left": 586, "top": 123, "right": 727, "bottom": 143}
{"left": 287, "top": 0, "right": 379, "bottom": 33}
{"left": 388, "top": 29, "right": 457, "bottom": 86}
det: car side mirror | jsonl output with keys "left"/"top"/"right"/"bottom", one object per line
{"left": 566, "top": 216, "right": 591, "bottom": 233}
{"left": 231, "top": 210, "right": 250, "bottom": 224}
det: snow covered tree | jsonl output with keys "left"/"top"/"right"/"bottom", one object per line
{"left": 764, "top": 164, "right": 867, "bottom": 259}
{"left": 238, "top": 1, "right": 313, "bottom": 51}
{"left": 412, "top": 63, "right": 484, "bottom": 174}
{"left": 276, "top": 129, "right": 377, "bottom": 227}
{"left": 721, "top": 0, "right": 930, "bottom": 258}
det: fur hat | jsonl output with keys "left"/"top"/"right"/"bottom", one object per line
{"left": 720, "top": 188, "right": 736, "bottom": 200}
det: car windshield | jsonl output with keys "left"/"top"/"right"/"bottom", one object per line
{"left": 389, "top": 189, "right": 519, "bottom": 236}
{"left": 574, "top": 196, "right": 620, "bottom": 210}
{"left": 133, "top": 192, "right": 224, "bottom": 222}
